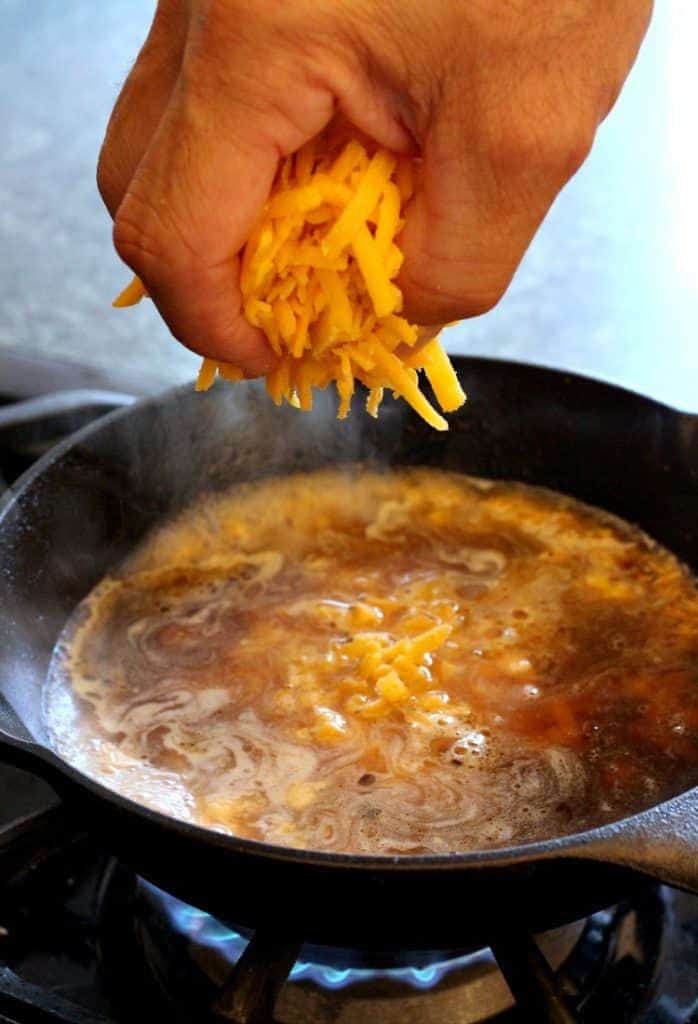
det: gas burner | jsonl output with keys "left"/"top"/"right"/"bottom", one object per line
{"left": 93, "top": 861, "right": 688, "bottom": 1024}
{"left": 1, "top": 811, "right": 696, "bottom": 1024}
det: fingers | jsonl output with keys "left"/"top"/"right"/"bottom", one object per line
{"left": 111, "top": 99, "right": 275, "bottom": 374}
{"left": 97, "top": 0, "right": 190, "bottom": 217}
{"left": 111, "top": 32, "right": 338, "bottom": 374}
{"left": 101, "top": 2, "right": 416, "bottom": 374}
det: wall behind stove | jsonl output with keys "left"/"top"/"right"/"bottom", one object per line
{"left": 0, "top": 1, "right": 696, "bottom": 410}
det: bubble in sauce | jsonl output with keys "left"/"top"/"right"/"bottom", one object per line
{"left": 43, "top": 468, "right": 698, "bottom": 855}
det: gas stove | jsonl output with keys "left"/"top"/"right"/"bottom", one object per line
{"left": 0, "top": 362, "right": 696, "bottom": 1024}
{"left": 1, "top": 796, "right": 697, "bottom": 1024}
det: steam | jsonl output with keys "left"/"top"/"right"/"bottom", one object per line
{"left": 1, "top": 379, "right": 403, "bottom": 750}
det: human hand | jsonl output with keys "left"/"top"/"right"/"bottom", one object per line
{"left": 97, "top": 0, "right": 652, "bottom": 376}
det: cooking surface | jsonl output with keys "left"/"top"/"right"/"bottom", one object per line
{"left": 1, "top": 1, "right": 697, "bottom": 409}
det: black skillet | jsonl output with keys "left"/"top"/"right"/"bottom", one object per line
{"left": 0, "top": 357, "right": 696, "bottom": 956}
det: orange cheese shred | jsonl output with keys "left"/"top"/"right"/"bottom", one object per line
{"left": 113, "top": 137, "right": 466, "bottom": 429}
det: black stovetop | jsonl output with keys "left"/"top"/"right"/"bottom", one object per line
{"left": 0, "top": 772, "right": 696, "bottom": 1024}
{"left": 0, "top": 380, "right": 697, "bottom": 1024}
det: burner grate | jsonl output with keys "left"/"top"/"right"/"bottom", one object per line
{"left": 0, "top": 768, "right": 693, "bottom": 1023}
{"left": 93, "top": 860, "right": 676, "bottom": 1024}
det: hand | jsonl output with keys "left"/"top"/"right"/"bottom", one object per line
{"left": 97, "top": 0, "right": 652, "bottom": 376}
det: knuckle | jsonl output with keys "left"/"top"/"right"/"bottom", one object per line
{"left": 488, "top": 101, "right": 597, "bottom": 187}
{"left": 462, "top": 289, "right": 503, "bottom": 317}
{"left": 402, "top": 262, "right": 508, "bottom": 322}
{"left": 181, "top": 42, "right": 334, "bottom": 158}
{"left": 456, "top": 277, "right": 509, "bottom": 317}
{"left": 96, "top": 144, "right": 120, "bottom": 214}
{"left": 551, "top": 118, "right": 596, "bottom": 179}
{"left": 96, "top": 151, "right": 110, "bottom": 205}
{"left": 112, "top": 199, "right": 166, "bottom": 279}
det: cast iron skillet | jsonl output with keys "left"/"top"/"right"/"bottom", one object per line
{"left": 0, "top": 357, "right": 696, "bottom": 956}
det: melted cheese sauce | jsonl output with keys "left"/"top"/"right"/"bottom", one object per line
{"left": 44, "top": 469, "right": 698, "bottom": 855}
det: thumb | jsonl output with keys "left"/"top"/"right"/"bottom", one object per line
{"left": 398, "top": 103, "right": 578, "bottom": 326}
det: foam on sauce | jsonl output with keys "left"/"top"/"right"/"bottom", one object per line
{"left": 44, "top": 469, "right": 698, "bottom": 855}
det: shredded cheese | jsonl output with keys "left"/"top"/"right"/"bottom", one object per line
{"left": 112, "top": 138, "right": 466, "bottom": 429}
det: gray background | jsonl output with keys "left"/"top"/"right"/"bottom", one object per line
{"left": 1, "top": 0, "right": 696, "bottom": 409}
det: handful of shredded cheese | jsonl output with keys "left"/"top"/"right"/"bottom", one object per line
{"left": 113, "top": 138, "right": 466, "bottom": 430}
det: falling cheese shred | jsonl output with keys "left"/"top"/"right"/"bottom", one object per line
{"left": 113, "top": 138, "right": 466, "bottom": 430}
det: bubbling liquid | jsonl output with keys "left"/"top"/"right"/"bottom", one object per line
{"left": 44, "top": 469, "right": 698, "bottom": 855}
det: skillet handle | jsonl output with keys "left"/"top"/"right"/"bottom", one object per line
{"left": 0, "top": 696, "right": 70, "bottom": 795}
{"left": 572, "top": 788, "right": 698, "bottom": 894}
{"left": 0, "top": 732, "right": 70, "bottom": 796}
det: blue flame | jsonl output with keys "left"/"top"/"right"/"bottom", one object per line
{"left": 146, "top": 883, "right": 487, "bottom": 991}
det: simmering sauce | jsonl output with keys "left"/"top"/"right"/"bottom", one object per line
{"left": 44, "top": 469, "right": 698, "bottom": 855}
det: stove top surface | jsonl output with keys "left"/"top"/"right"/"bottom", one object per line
{"left": 0, "top": 380, "right": 696, "bottom": 1024}
{"left": 0, "top": 797, "right": 696, "bottom": 1024}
